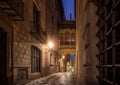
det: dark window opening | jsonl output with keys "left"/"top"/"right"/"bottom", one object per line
{"left": 96, "top": 0, "right": 120, "bottom": 85}
{"left": 31, "top": 46, "right": 41, "bottom": 73}
{"left": 0, "top": 28, "right": 7, "bottom": 85}
{"left": 33, "top": 3, "right": 40, "bottom": 32}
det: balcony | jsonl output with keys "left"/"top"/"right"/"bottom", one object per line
{"left": 0, "top": 0, "right": 24, "bottom": 20}
{"left": 30, "top": 22, "right": 47, "bottom": 44}
{"left": 60, "top": 41, "right": 76, "bottom": 45}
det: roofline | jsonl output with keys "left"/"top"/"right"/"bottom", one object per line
{"left": 58, "top": 0, "right": 65, "bottom": 21}
{"left": 58, "top": 21, "right": 76, "bottom": 28}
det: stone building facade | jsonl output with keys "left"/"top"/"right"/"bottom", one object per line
{"left": 44, "top": 0, "right": 65, "bottom": 75}
{"left": 76, "top": 0, "right": 120, "bottom": 85}
{"left": 75, "top": 0, "right": 99, "bottom": 85}
{"left": 58, "top": 21, "right": 76, "bottom": 72}
{"left": 0, "top": 0, "right": 64, "bottom": 85}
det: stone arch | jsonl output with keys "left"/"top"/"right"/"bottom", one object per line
{"left": 59, "top": 33, "right": 63, "bottom": 45}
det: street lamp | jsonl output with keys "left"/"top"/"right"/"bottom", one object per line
{"left": 62, "top": 55, "right": 65, "bottom": 59}
{"left": 48, "top": 41, "right": 54, "bottom": 49}
{"left": 47, "top": 41, "right": 54, "bottom": 67}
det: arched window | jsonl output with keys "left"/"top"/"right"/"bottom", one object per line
{"left": 64, "top": 31, "right": 70, "bottom": 45}
{"left": 31, "top": 46, "right": 41, "bottom": 73}
{"left": 71, "top": 33, "right": 75, "bottom": 45}
{"left": 59, "top": 33, "right": 63, "bottom": 45}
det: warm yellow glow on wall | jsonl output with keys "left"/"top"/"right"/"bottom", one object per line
{"left": 48, "top": 41, "right": 54, "bottom": 49}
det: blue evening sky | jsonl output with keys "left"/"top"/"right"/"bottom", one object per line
{"left": 70, "top": 54, "right": 74, "bottom": 60}
{"left": 62, "top": 0, "right": 75, "bottom": 21}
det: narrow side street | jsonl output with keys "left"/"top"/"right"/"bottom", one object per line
{"left": 0, "top": 0, "right": 120, "bottom": 85}
{"left": 25, "top": 72, "right": 77, "bottom": 85}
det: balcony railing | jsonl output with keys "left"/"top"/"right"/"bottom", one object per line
{"left": 0, "top": 0, "right": 24, "bottom": 20}
{"left": 59, "top": 45, "right": 76, "bottom": 49}
{"left": 30, "top": 22, "right": 47, "bottom": 44}
{"left": 60, "top": 41, "right": 76, "bottom": 45}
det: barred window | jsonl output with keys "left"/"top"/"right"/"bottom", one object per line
{"left": 31, "top": 46, "right": 41, "bottom": 73}
{"left": 96, "top": 0, "right": 120, "bottom": 85}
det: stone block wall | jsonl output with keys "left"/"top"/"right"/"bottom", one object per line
{"left": 0, "top": 0, "right": 63, "bottom": 84}
{"left": 0, "top": 8, "right": 14, "bottom": 85}
{"left": 0, "top": 0, "right": 47, "bottom": 84}
{"left": 13, "top": 0, "right": 46, "bottom": 83}
{"left": 76, "top": 0, "right": 99, "bottom": 85}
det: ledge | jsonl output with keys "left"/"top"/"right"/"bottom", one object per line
{"left": 0, "top": 0, "right": 24, "bottom": 20}
{"left": 83, "top": 64, "right": 91, "bottom": 67}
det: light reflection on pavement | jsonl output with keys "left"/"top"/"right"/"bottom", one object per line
{"left": 25, "top": 72, "right": 77, "bottom": 85}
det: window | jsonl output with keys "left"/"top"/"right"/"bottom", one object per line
{"left": 59, "top": 33, "right": 63, "bottom": 45}
{"left": 96, "top": 0, "right": 120, "bottom": 85}
{"left": 71, "top": 33, "right": 75, "bottom": 45}
{"left": 59, "top": 32, "right": 76, "bottom": 45}
{"left": 31, "top": 46, "right": 41, "bottom": 73}
{"left": 64, "top": 31, "right": 70, "bottom": 45}
{"left": 31, "top": 3, "right": 47, "bottom": 43}
{"left": 33, "top": 3, "right": 40, "bottom": 32}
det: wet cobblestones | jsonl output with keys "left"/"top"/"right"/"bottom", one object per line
{"left": 25, "top": 72, "right": 77, "bottom": 85}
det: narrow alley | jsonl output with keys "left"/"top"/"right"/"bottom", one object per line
{"left": 24, "top": 72, "right": 77, "bottom": 85}
{"left": 0, "top": 0, "right": 120, "bottom": 85}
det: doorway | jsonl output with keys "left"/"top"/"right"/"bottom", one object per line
{"left": 0, "top": 28, "right": 7, "bottom": 85}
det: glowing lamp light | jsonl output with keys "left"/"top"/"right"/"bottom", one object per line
{"left": 67, "top": 62, "right": 69, "bottom": 65}
{"left": 69, "top": 66, "right": 72, "bottom": 69}
{"left": 48, "top": 41, "right": 54, "bottom": 49}
{"left": 62, "top": 56, "right": 65, "bottom": 59}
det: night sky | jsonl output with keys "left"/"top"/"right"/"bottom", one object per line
{"left": 62, "top": 0, "right": 75, "bottom": 21}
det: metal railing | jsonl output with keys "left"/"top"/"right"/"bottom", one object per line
{"left": 30, "top": 21, "right": 47, "bottom": 43}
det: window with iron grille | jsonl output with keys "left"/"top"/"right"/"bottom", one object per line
{"left": 31, "top": 46, "right": 41, "bottom": 73}
{"left": 96, "top": 0, "right": 120, "bottom": 85}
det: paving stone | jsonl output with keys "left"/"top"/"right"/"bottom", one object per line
{"left": 25, "top": 72, "right": 77, "bottom": 85}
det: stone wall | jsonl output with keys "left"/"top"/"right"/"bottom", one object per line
{"left": 44, "top": 0, "right": 63, "bottom": 75}
{"left": 0, "top": 8, "right": 14, "bottom": 85}
{"left": 0, "top": 0, "right": 63, "bottom": 84}
{"left": 0, "top": 0, "right": 48, "bottom": 84}
{"left": 76, "top": 0, "right": 99, "bottom": 85}
{"left": 13, "top": 0, "right": 47, "bottom": 83}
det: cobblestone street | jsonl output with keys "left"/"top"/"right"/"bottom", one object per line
{"left": 25, "top": 72, "right": 77, "bottom": 85}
